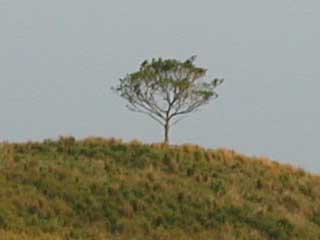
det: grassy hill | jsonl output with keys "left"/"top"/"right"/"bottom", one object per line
{"left": 0, "top": 137, "right": 320, "bottom": 240}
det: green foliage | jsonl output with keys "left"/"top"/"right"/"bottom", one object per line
{"left": 312, "top": 212, "right": 320, "bottom": 226}
{"left": 113, "top": 56, "right": 223, "bottom": 143}
{"left": 0, "top": 139, "right": 320, "bottom": 239}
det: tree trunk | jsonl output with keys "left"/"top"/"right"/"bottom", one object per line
{"left": 164, "top": 121, "right": 169, "bottom": 144}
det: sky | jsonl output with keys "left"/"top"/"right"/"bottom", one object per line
{"left": 0, "top": 0, "right": 319, "bottom": 172}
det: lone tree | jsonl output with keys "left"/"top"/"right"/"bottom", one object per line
{"left": 113, "top": 56, "right": 223, "bottom": 144}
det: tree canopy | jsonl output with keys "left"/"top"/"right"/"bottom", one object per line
{"left": 113, "top": 56, "right": 223, "bottom": 143}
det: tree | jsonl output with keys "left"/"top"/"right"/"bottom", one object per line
{"left": 112, "top": 56, "right": 223, "bottom": 144}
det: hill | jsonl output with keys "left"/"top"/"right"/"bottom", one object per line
{"left": 0, "top": 137, "right": 320, "bottom": 240}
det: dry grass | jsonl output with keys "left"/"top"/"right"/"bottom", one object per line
{"left": 0, "top": 138, "right": 320, "bottom": 240}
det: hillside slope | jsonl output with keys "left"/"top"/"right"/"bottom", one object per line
{"left": 0, "top": 137, "right": 320, "bottom": 240}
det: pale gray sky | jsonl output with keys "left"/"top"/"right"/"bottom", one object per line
{"left": 1, "top": 0, "right": 319, "bottom": 172}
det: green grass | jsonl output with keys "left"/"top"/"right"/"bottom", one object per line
{"left": 0, "top": 137, "right": 320, "bottom": 239}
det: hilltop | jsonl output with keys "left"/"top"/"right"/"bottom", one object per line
{"left": 0, "top": 137, "right": 320, "bottom": 240}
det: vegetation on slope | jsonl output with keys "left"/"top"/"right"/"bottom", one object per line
{"left": 0, "top": 137, "right": 320, "bottom": 240}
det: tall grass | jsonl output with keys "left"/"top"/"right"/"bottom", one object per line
{"left": 0, "top": 137, "right": 319, "bottom": 239}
